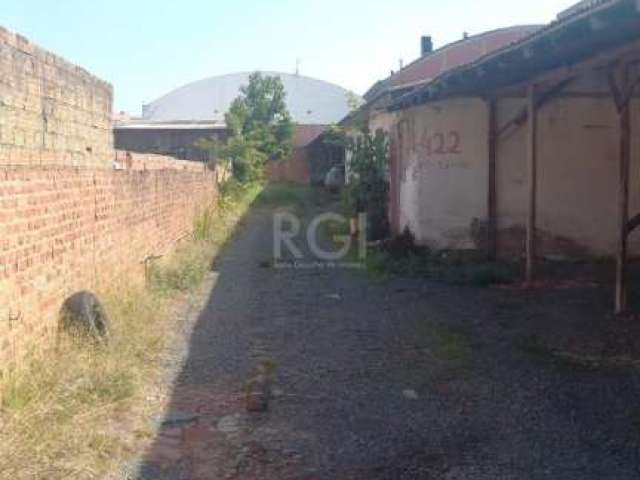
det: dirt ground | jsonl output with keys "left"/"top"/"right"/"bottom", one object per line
{"left": 120, "top": 187, "right": 640, "bottom": 480}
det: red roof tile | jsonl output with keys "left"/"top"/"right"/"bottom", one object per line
{"left": 389, "top": 26, "right": 542, "bottom": 88}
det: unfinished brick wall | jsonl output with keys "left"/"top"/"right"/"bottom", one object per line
{"left": 0, "top": 163, "right": 217, "bottom": 368}
{"left": 0, "top": 26, "right": 113, "bottom": 168}
{"left": 0, "top": 28, "right": 219, "bottom": 368}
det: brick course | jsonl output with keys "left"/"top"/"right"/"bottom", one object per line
{"left": 0, "top": 27, "right": 218, "bottom": 367}
{"left": 0, "top": 166, "right": 217, "bottom": 366}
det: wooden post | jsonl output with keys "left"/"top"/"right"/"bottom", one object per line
{"left": 526, "top": 84, "right": 538, "bottom": 283}
{"left": 487, "top": 98, "right": 498, "bottom": 261}
{"left": 615, "top": 98, "right": 631, "bottom": 313}
{"left": 608, "top": 65, "right": 636, "bottom": 314}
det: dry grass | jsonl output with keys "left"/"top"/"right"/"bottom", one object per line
{"left": 0, "top": 287, "right": 165, "bottom": 479}
{"left": 0, "top": 180, "right": 262, "bottom": 480}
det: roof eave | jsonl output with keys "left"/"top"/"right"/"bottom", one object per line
{"left": 390, "top": 0, "right": 640, "bottom": 111}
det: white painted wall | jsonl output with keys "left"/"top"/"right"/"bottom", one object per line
{"left": 396, "top": 98, "right": 489, "bottom": 249}
{"left": 393, "top": 69, "right": 640, "bottom": 257}
{"left": 496, "top": 70, "right": 640, "bottom": 257}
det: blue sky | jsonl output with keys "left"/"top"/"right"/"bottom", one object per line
{"left": 1, "top": 0, "right": 578, "bottom": 114}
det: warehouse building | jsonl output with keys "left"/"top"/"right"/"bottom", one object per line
{"left": 115, "top": 71, "right": 353, "bottom": 182}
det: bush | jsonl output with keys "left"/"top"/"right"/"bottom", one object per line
{"left": 343, "top": 128, "right": 390, "bottom": 241}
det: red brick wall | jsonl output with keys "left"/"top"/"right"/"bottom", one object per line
{"left": 114, "top": 150, "right": 209, "bottom": 172}
{"left": 0, "top": 163, "right": 217, "bottom": 368}
{"left": 267, "top": 147, "right": 311, "bottom": 184}
{"left": 267, "top": 125, "right": 328, "bottom": 184}
{"left": 0, "top": 27, "right": 220, "bottom": 368}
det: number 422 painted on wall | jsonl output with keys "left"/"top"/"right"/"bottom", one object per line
{"left": 417, "top": 130, "right": 462, "bottom": 156}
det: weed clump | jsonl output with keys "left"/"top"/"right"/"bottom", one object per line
{"left": 149, "top": 244, "right": 212, "bottom": 294}
{"left": 255, "top": 182, "right": 308, "bottom": 213}
{"left": 382, "top": 228, "right": 428, "bottom": 258}
{"left": 431, "top": 324, "right": 473, "bottom": 372}
{"left": 366, "top": 228, "right": 516, "bottom": 287}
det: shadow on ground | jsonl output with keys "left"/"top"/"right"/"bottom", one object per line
{"left": 130, "top": 184, "right": 640, "bottom": 480}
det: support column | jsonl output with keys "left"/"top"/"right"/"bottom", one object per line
{"left": 616, "top": 99, "right": 631, "bottom": 313}
{"left": 487, "top": 98, "right": 498, "bottom": 261}
{"left": 526, "top": 84, "right": 538, "bottom": 283}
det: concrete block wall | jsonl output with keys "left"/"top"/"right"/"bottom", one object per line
{"left": 0, "top": 28, "right": 219, "bottom": 368}
{"left": 0, "top": 26, "right": 113, "bottom": 168}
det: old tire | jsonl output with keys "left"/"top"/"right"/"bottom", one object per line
{"left": 60, "top": 291, "right": 111, "bottom": 346}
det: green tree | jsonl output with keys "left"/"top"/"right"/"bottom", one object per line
{"left": 197, "top": 73, "right": 294, "bottom": 183}
{"left": 226, "top": 73, "right": 294, "bottom": 181}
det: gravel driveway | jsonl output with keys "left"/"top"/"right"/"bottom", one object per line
{"left": 130, "top": 188, "right": 640, "bottom": 480}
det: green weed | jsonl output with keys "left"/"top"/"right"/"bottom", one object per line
{"left": 431, "top": 324, "right": 473, "bottom": 371}
{"left": 255, "top": 183, "right": 308, "bottom": 211}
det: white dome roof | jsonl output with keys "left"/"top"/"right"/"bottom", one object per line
{"left": 142, "top": 71, "right": 353, "bottom": 125}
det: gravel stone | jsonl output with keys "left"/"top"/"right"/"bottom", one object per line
{"left": 124, "top": 193, "right": 640, "bottom": 479}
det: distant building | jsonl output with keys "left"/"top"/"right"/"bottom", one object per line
{"left": 114, "top": 121, "right": 228, "bottom": 163}
{"left": 114, "top": 72, "right": 354, "bottom": 180}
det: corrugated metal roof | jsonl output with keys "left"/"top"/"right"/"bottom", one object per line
{"left": 141, "top": 72, "right": 353, "bottom": 126}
